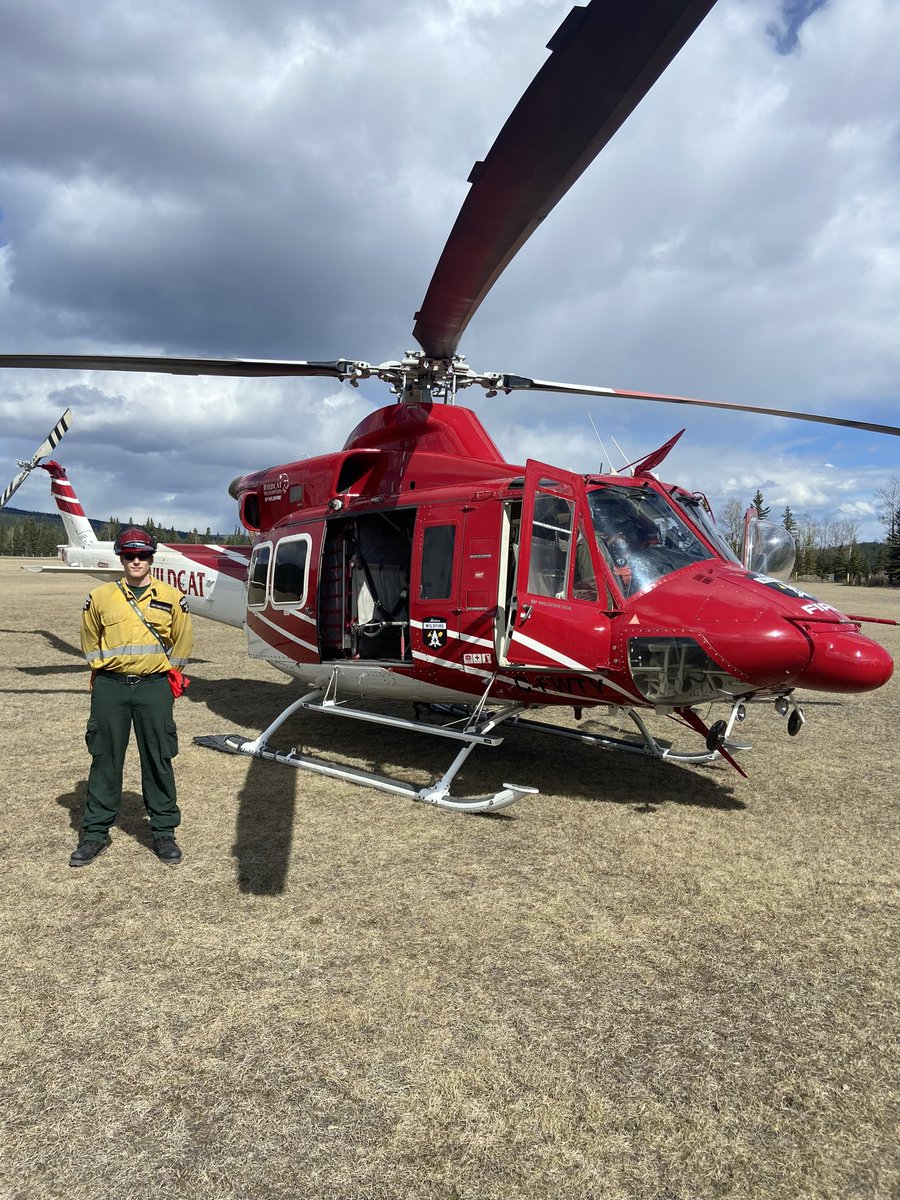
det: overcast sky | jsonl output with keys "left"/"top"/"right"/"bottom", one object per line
{"left": 1, "top": 0, "right": 898, "bottom": 539}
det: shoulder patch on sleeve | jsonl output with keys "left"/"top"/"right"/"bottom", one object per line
{"left": 180, "top": 596, "right": 190, "bottom": 613}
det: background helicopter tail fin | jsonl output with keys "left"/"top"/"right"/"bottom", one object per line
{"left": 39, "top": 461, "right": 99, "bottom": 548}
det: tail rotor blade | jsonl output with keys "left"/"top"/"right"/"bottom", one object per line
{"left": 0, "top": 407, "right": 74, "bottom": 510}
{"left": 0, "top": 469, "right": 30, "bottom": 511}
{"left": 30, "top": 407, "right": 73, "bottom": 465}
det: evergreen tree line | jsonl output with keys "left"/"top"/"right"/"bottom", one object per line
{"left": 96, "top": 516, "right": 251, "bottom": 547}
{"left": 0, "top": 513, "right": 250, "bottom": 557}
{"left": 718, "top": 477, "right": 900, "bottom": 586}
{"left": 0, "top": 516, "right": 67, "bottom": 557}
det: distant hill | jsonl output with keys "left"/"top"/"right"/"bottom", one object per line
{"left": 0, "top": 505, "right": 109, "bottom": 537}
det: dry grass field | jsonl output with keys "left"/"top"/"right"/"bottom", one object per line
{"left": 1, "top": 556, "right": 898, "bottom": 1200}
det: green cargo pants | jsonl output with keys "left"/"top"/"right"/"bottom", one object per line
{"left": 82, "top": 671, "right": 181, "bottom": 841}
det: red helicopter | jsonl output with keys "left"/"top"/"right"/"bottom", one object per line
{"left": 3, "top": 0, "right": 898, "bottom": 811}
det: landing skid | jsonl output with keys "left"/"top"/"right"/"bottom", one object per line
{"left": 195, "top": 679, "right": 753, "bottom": 812}
{"left": 195, "top": 684, "right": 536, "bottom": 813}
{"left": 508, "top": 705, "right": 750, "bottom": 765}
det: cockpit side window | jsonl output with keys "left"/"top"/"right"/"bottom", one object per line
{"left": 527, "top": 493, "right": 575, "bottom": 598}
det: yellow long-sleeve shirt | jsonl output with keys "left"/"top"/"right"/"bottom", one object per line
{"left": 81, "top": 578, "right": 193, "bottom": 676}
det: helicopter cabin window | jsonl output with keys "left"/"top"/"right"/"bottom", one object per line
{"left": 247, "top": 543, "right": 272, "bottom": 608}
{"left": 674, "top": 492, "right": 741, "bottom": 565}
{"left": 527, "top": 494, "right": 575, "bottom": 598}
{"left": 420, "top": 525, "right": 457, "bottom": 600}
{"left": 271, "top": 535, "right": 311, "bottom": 607}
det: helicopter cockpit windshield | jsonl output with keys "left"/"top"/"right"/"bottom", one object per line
{"left": 587, "top": 483, "right": 722, "bottom": 597}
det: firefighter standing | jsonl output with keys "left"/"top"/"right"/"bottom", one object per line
{"left": 70, "top": 527, "right": 193, "bottom": 867}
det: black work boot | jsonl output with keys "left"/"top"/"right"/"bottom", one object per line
{"left": 153, "top": 836, "right": 183, "bottom": 864}
{"left": 69, "top": 838, "right": 110, "bottom": 868}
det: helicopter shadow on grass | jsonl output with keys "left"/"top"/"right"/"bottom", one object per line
{"left": 0, "top": 628, "right": 87, "bottom": 691}
{"left": 0, "top": 627, "right": 83, "bottom": 661}
{"left": 191, "top": 675, "right": 746, "bottom": 894}
{"left": 0, "top": 623, "right": 214, "bottom": 680}
{"left": 187, "top": 676, "right": 300, "bottom": 896}
{"left": 13, "top": 657, "right": 214, "bottom": 681}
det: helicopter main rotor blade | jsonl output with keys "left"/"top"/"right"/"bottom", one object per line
{"left": 0, "top": 406, "right": 73, "bottom": 510}
{"left": 499, "top": 377, "right": 900, "bottom": 438}
{"left": 412, "top": 0, "right": 718, "bottom": 361}
{"left": 0, "top": 355, "right": 358, "bottom": 379}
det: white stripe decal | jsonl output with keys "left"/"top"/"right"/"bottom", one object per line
{"left": 288, "top": 609, "right": 317, "bottom": 627}
{"left": 408, "top": 649, "right": 638, "bottom": 705}
{"left": 509, "top": 629, "right": 593, "bottom": 671}
{"left": 254, "top": 610, "right": 318, "bottom": 655}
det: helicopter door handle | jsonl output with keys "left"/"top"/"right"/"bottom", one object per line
{"left": 519, "top": 603, "right": 533, "bottom": 624}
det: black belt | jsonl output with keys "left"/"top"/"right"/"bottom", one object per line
{"left": 97, "top": 671, "right": 169, "bottom": 687}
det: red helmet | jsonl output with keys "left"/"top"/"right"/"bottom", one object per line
{"left": 114, "top": 527, "right": 158, "bottom": 555}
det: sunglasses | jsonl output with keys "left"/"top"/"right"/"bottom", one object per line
{"left": 122, "top": 551, "right": 154, "bottom": 561}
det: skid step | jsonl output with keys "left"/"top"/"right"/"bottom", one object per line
{"left": 299, "top": 698, "right": 504, "bottom": 745}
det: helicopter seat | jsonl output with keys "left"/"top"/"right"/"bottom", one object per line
{"left": 352, "top": 562, "right": 409, "bottom": 658}
{"left": 347, "top": 516, "right": 412, "bottom": 659}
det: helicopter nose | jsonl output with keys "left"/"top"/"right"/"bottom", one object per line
{"left": 790, "top": 626, "right": 894, "bottom": 693}
{"left": 699, "top": 615, "right": 813, "bottom": 689}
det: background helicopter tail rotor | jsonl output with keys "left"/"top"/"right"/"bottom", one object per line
{"left": 0, "top": 407, "right": 73, "bottom": 511}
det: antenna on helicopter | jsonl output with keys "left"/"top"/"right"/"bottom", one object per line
{"left": 610, "top": 436, "right": 632, "bottom": 475}
{"left": 587, "top": 412, "right": 616, "bottom": 476}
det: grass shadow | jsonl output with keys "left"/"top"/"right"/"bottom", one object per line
{"left": 57, "top": 782, "right": 157, "bottom": 847}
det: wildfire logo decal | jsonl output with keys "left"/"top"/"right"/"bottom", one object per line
{"left": 422, "top": 617, "right": 448, "bottom": 650}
